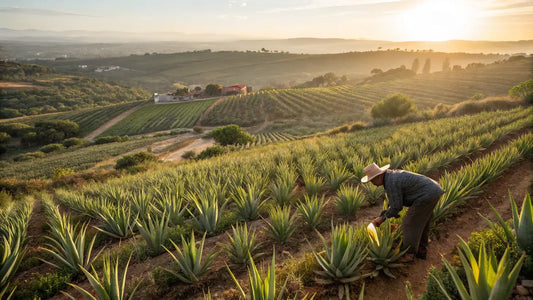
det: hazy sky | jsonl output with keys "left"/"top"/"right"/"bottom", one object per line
{"left": 1, "top": 0, "right": 532, "bottom": 41}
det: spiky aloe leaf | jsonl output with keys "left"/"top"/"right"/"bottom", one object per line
{"left": 512, "top": 192, "right": 533, "bottom": 254}
{"left": 164, "top": 232, "right": 216, "bottom": 284}
{"left": 297, "top": 194, "right": 327, "bottom": 229}
{"left": 265, "top": 206, "right": 298, "bottom": 244}
{"left": 432, "top": 238, "right": 525, "bottom": 300}
{"left": 366, "top": 221, "right": 408, "bottom": 279}
{"left": 222, "top": 223, "right": 263, "bottom": 266}
{"left": 65, "top": 256, "right": 139, "bottom": 300}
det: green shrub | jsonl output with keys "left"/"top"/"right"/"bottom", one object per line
{"left": 422, "top": 267, "right": 464, "bottom": 300}
{"left": 40, "top": 143, "right": 65, "bottom": 153}
{"left": 0, "top": 190, "right": 12, "bottom": 208}
{"left": 208, "top": 124, "right": 254, "bottom": 145}
{"left": 12, "top": 272, "right": 72, "bottom": 300}
{"left": 62, "top": 137, "right": 85, "bottom": 148}
{"left": 348, "top": 121, "right": 366, "bottom": 131}
{"left": 196, "top": 145, "right": 225, "bottom": 160}
{"left": 371, "top": 93, "right": 417, "bottom": 119}
{"left": 0, "top": 123, "right": 32, "bottom": 137}
{"left": 447, "top": 97, "right": 521, "bottom": 116}
{"left": 193, "top": 126, "right": 204, "bottom": 133}
{"left": 115, "top": 151, "right": 158, "bottom": 170}
{"left": 14, "top": 151, "right": 45, "bottom": 161}
{"left": 0, "top": 132, "right": 11, "bottom": 143}
{"left": 95, "top": 135, "right": 123, "bottom": 144}
{"left": 181, "top": 150, "right": 196, "bottom": 159}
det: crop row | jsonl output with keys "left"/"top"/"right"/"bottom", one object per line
{"left": 0, "top": 136, "right": 166, "bottom": 179}
{"left": 0, "top": 199, "right": 32, "bottom": 297}
{"left": 242, "top": 131, "right": 298, "bottom": 149}
{"left": 101, "top": 100, "right": 216, "bottom": 136}
{"left": 35, "top": 110, "right": 533, "bottom": 299}
{"left": 200, "top": 60, "right": 530, "bottom": 128}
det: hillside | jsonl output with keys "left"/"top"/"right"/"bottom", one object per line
{"left": 0, "top": 61, "right": 151, "bottom": 119}
{"left": 43, "top": 50, "right": 506, "bottom": 91}
{"left": 4, "top": 107, "right": 532, "bottom": 299}
{"left": 201, "top": 58, "right": 532, "bottom": 134}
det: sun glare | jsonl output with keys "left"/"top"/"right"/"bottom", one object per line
{"left": 401, "top": 0, "right": 475, "bottom": 41}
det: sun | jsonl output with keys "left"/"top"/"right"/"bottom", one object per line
{"left": 401, "top": 0, "right": 475, "bottom": 41}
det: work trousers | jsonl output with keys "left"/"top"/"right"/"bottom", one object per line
{"left": 401, "top": 195, "right": 441, "bottom": 254}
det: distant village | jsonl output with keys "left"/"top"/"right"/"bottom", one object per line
{"left": 154, "top": 84, "right": 248, "bottom": 103}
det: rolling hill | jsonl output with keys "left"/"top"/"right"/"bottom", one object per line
{"left": 200, "top": 58, "right": 532, "bottom": 134}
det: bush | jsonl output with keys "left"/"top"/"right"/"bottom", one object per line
{"left": 94, "top": 135, "right": 123, "bottom": 144}
{"left": 348, "top": 121, "right": 366, "bottom": 131}
{"left": 196, "top": 145, "right": 225, "bottom": 160}
{"left": 52, "top": 168, "right": 75, "bottom": 180}
{"left": 14, "top": 151, "right": 45, "bottom": 161}
{"left": 422, "top": 267, "right": 465, "bottom": 300}
{"left": 13, "top": 272, "right": 72, "bottom": 300}
{"left": 193, "top": 126, "right": 204, "bottom": 133}
{"left": 115, "top": 151, "right": 158, "bottom": 169}
{"left": 0, "top": 145, "right": 6, "bottom": 156}
{"left": 0, "top": 132, "right": 11, "bottom": 143}
{"left": 371, "top": 93, "right": 417, "bottom": 119}
{"left": 40, "top": 143, "right": 64, "bottom": 153}
{"left": 181, "top": 150, "right": 196, "bottom": 159}
{"left": 63, "top": 137, "right": 85, "bottom": 148}
{"left": 208, "top": 124, "right": 254, "bottom": 145}
{"left": 509, "top": 79, "right": 533, "bottom": 104}
{"left": 0, "top": 123, "right": 32, "bottom": 137}
{"left": 447, "top": 97, "right": 521, "bottom": 116}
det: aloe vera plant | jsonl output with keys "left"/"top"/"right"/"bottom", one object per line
{"left": 154, "top": 186, "right": 187, "bottom": 226}
{"left": 41, "top": 206, "right": 99, "bottom": 274}
{"left": 297, "top": 194, "right": 327, "bottom": 229}
{"left": 366, "top": 221, "right": 408, "bottom": 278}
{"left": 227, "top": 251, "right": 286, "bottom": 300}
{"left": 65, "top": 256, "right": 138, "bottom": 300}
{"left": 314, "top": 224, "right": 368, "bottom": 299}
{"left": 0, "top": 202, "right": 31, "bottom": 293}
{"left": 323, "top": 163, "right": 352, "bottom": 191}
{"left": 335, "top": 185, "right": 365, "bottom": 218}
{"left": 95, "top": 206, "right": 136, "bottom": 239}
{"left": 136, "top": 211, "right": 170, "bottom": 256}
{"left": 303, "top": 174, "right": 326, "bottom": 196}
{"left": 187, "top": 191, "right": 227, "bottom": 236}
{"left": 265, "top": 206, "right": 298, "bottom": 244}
{"left": 482, "top": 192, "right": 533, "bottom": 255}
{"left": 164, "top": 232, "right": 216, "bottom": 284}
{"left": 269, "top": 181, "right": 297, "bottom": 207}
{"left": 222, "top": 223, "right": 263, "bottom": 266}
{"left": 363, "top": 184, "right": 383, "bottom": 206}
{"left": 431, "top": 238, "right": 525, "bottom": 300}
{"left": 232, "top": 184, "right": 266, "bottom": 221}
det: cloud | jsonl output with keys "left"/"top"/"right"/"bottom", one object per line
{"left": 264, "top": 0, "right": 401, "bottom": 14}
{"left": 0, "top": 7, "right": 94, "bottom": 17}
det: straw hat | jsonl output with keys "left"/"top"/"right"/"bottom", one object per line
{"left": 361, "top": 163, "right": 390, "bottom": 183}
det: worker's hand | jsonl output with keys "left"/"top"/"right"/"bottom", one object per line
{"left": 371, "top": 216, "right": 386, "bottom": 227}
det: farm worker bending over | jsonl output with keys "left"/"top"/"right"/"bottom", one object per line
{"left": 361, "top": 163, "right": 444, "bottom": 263}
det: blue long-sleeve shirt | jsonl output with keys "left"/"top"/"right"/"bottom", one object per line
{"left": 382, "top": 169, "right": 444, "bottom": 218}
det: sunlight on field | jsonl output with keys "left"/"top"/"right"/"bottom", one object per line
{"left": 401, "top": 0, "right": 476, "bottom": 41}
{"left": 0, "top": 82, "right": 40, "bottom": 89}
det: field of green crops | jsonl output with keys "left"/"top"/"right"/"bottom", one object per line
{"left": 4, "top": 107, "right": 532, "bottom": 299}
{"left": 201, "top": 59, "right": 532, "bottom": 133}
{"left": 0, "top": 135, "right": 165, "bottom": 179}
{"left": 100, "top": 99, "right": 217, "bottom": 136}
{"left": 242, "top": 131, "right": 298, "bottom": 149}
{"left": 0, "top": 101, "right": 147, "bottom": 137}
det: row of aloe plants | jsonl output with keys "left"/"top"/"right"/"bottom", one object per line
{"left": 51, "top": 113, "right": 532, "bottom": 256}
{"left": 55, "top": 130, "right": 533, "bottom": 299}
{"left": 0, "top": 199, "right": 32, "bottom": 299}
{"left": 30, "top": 108, "right": 531, "bottom": 298}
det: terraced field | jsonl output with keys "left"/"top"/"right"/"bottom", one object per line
{"left": 101, "top": 99, "right": 217, "bottom": 136}
{"left": 243, "top": 131, "right": 298, "bottom": 149}
{"left": 0, "top": 101, "right": 147, "bottom": 137}
{"left": 201, "top": 59, "right": 532, "bottom": 132}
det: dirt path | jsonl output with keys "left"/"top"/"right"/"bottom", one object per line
{"left": 84, "top": 105, "right": 143, "bottom": 141}
{"left": 161, "top": 138, "right": 216, "bottom": 161}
